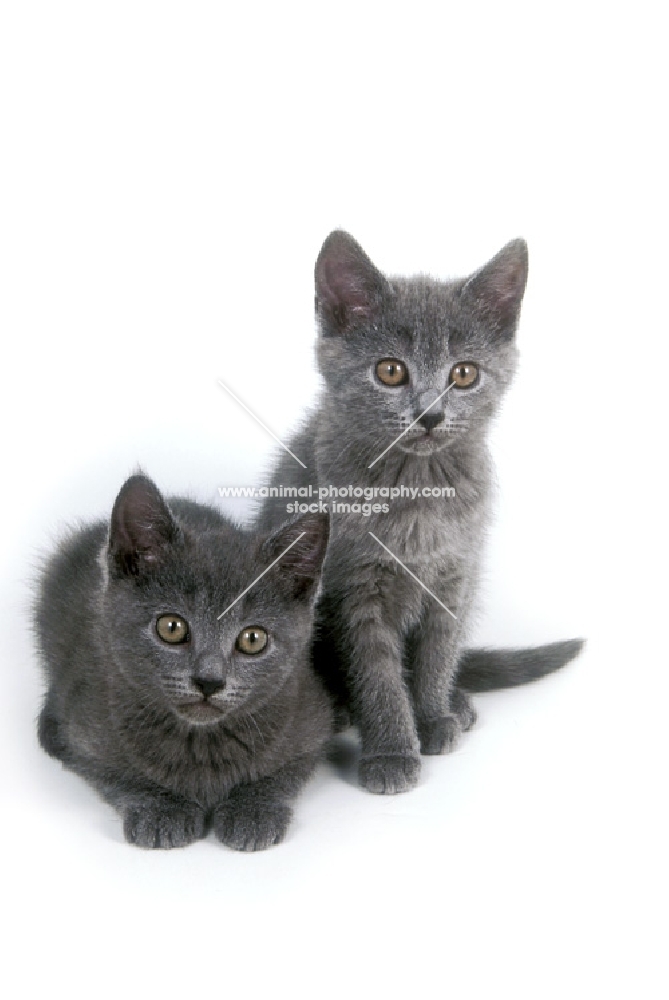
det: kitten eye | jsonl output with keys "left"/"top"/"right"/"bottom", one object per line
{"left": 156, "top": 614, "right": 190, "bottom": 644}
{"left": 236, "top": 626, "right": 268, "bottom": 656}
{"left": 376, "top": 358, "right": 409, "bottom": 387}
{"left": 449, "top": 362, "right": 479, "bottom": 389}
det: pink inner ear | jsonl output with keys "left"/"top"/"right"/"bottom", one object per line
{"left": 109, "top": 474, "right": 177, "bottom": 574}
{"left": 315, "top": 231, "right": 386, "bottom": 325}
{"left": 494, "top": 266, "right": 524, "bottom": 306}
{"left": 319, "top": 259, "right": 375, "bottom": 313}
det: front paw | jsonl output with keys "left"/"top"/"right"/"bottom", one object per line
{"left": 213, "top": 798, "right": 292, "bottom": 852}
{"left": 123, "top": 801, "right": 206, "bottom": 849}
{"left": 358, "top": 753, "right": 421, "bottom": 794}
{"left": 417, "top": 715, "right": 462, "bottom": 755}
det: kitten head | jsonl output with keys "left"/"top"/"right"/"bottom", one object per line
{"left": 315, "top": 230, "right": 527, "bottom": 459}
{"left": 104, "top": 474, "right": 328, "bottom": 725}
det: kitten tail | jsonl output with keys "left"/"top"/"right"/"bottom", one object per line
{"left": 457, "top": 639, "right": 584, "bottom": 692}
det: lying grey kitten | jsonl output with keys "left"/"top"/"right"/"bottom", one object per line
{"left": 35, "top": 473, "right": 332, "bottom": 849}
{"left": 259, "top": 230, "right": 582, "bottom": 795}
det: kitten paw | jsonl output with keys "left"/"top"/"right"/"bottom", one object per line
{"left": 450, "top": 688, "right": 477, "bottom": 732}
{"left": 417, "top": 715, "right": 462, "bottom": 755}
{"left": 213, "top": 799, "right": 292, "bottom": 852}
{"left": 358, "top": 754, "right": 421, "bottom": 794}
{"left": 123, "top": 802, "right": 206, "bottom": 849}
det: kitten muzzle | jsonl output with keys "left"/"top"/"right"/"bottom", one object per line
{"left": 177, "top": 700, "right": 225, "bottom": 723}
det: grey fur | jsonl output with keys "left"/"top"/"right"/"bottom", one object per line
{"left": 457, "top": 640, "right": 584, "bottom": 692}
{"left": 35, "top": 473, "right": 332, "bottom": 849}
{"left": 259, "top": 230, "right": 582, "bottom": 794}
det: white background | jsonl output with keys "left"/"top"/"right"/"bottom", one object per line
{"left": 0, "top": 2, "right": 666, "bottom": 997}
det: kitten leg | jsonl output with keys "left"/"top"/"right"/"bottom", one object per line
{"left": 37, "top": 704, "right": 207, "bottom": 849}
{"left": 409, "top": 580, "right": 472, "bottom": 755}
{"left": 213, "top": 753, "right": 319, "bottom": 852}
{"left": 335, "top": 585, "right": 421, "bottom": 794}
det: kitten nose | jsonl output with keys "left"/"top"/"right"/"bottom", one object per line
{"left": 415, "top": 389, "right": 445, "bottom": 432}
{"left": 192, "top": 676, "right": 225, "bottom": 698}
{"left": 418, "top": 411, "right": 444, "bottom": 432}
{"left": 191, "top": 653, "right": 226, "bottom": 699}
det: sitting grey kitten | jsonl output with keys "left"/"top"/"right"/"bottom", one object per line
{"left": 35, "top": 473, "right": 332, "bottom": 850}
{"left": 259, "top": 230, "right": 582, "bottom": 795}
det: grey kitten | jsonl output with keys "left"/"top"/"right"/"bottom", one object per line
{"left": 259, "top": 230, "right": 582, "bottom": 795}
{"left": 35, "top": 473, "right": 332, "bottom": 849}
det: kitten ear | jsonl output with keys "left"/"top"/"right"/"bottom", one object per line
{"left": 261, "top": 512, "right": 329, "bottom": 600}
{"left": 108, "top": 474, "right": 180, "bottom": 577}
{"left": 460, "top": 239, "right": 528, "bottom": 335}
{"left": 315, "top": 230, "right": 388, "bottom": 334}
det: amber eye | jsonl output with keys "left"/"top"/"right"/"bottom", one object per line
{"left": 236, "top": 626, "right": 268, "bottom": 655}
{"left": 156, "top": 614, "right": 189, "bottom": 644}
{"left": 376, "top": 358, "right": 409, "bottom": 387}
{"left": 449, "top": 362, "right": 479, "bottom": 388}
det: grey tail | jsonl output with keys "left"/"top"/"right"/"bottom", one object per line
{"left": 457, "top": 639, "right": 584, "bottom": 693}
